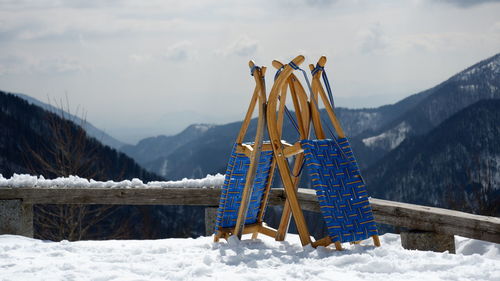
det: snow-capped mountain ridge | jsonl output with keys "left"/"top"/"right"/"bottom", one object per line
{"left": 362, "top": 121, "right": 411, "bottom": 150}
{"left": 356, "top": 52, "right": 500, "bottom": 162}
{"left": 453, "top": 53, "right": 500, "bottom": 82}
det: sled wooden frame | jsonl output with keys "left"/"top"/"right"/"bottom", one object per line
{"left": 267, "top": 55, "right": 314, "bottom": 246}
{"left": 214, "top": 61, "right": 278, "bottom": 242}
{"left": 268, "top": 55, "right": 381, "bottom": 249}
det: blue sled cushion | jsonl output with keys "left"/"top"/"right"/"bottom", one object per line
{"left": 215, "top": 143, "right": 274, "bottom": 229}
{"left": 301, "top": 138, "right": 378, "bottom": 243}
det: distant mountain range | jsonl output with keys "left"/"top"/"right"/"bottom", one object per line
{"left": 122, "top": 53, "right": 500, "bottom": 183}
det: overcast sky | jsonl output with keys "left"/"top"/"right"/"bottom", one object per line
{"left": 1, "top": 0, "right": 499, "bottom": 143}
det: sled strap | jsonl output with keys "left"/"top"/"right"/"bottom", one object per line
{"left": 274, "top": 66, "right": 301, "bottom": 135}
{"left": 311, "top": 64, "right": 335, "bottom": 109}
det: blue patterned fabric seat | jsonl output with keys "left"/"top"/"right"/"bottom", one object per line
{"left": 301, "top": 138, "right": 378, "bottom": 243}
{"left": 215, "top": 143, "right": 274, "bottom": 230}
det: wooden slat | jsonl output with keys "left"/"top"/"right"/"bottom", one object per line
{"left": 370, "top": 197, "right": 500, "bottom": 244}
{"left": 1, "top": 187, "right": 499, "bottom": 243}
{"left": 0, "top": 188, "right": 223, "bottom": 205}
{"left": 275, "top": 67, "right": 313, "bottom": 241}
{"left": 283, "top": 142, "right": 303, "bottom": 158}
{"left": 259, "top": 224, "right": 278, "bottom": 237}
{"left": 235, "top": 143, "right": 290, "bottom": 157}
{"left": 276, "top": 152, "right": 305, "bottom": 241}
{"left": 309, "top": 57, "right": 345, "bottom": 138}
{"left": 236, "top": 76, "right": 259, "bottom": 144}
{"left": 267, "top": 55, "right": 312, "bottom": 246}
{"left": 233, "top": 62, "right": 267, "bottom": 239}
{"left": 220, "top": 223, "right": 261, "bottom": 236}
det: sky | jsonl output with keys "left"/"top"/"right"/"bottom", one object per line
{"left": 1, "top": 0, "right": 500, "bottom": 144}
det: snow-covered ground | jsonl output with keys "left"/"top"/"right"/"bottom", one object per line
{"left": 0, "top": 234, "right": 498, "bottom": 281}
{"left": 0, "top": 174, "right": 225, "bottom": 189}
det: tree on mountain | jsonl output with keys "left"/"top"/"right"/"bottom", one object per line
{"left": 447, "top": 154, "right": 500, "bottom": 217}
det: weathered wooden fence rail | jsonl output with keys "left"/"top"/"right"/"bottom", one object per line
{"left": 1, "top": 187, "right": 499, "bottom": 253}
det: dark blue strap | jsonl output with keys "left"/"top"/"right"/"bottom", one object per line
{"left": 311, "top": 64, "right": 335, "bottom": 108}
{"left": 288, "top": 60, "right": 312, "bottom": 94}
{"left": 311, "top": 64, "right": 323, "bottom": 76}
{"left": 284, "top": 105, "right": 300, "bottom": 133}
{"left": 289, "top": 61, "right": 299, "bottom": 70}
{"left": 273, "top": 66, "right": 300, "bottom": 134}
{"left": 250, "top": 65, "right": 261, "bottom": 76}
{"left": 322, "top": 70, "right": 335, "bottom": 108}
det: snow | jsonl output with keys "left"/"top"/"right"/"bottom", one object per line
{"left": 0, "top": 233, "right": 498, "bottom": 281}
{"left": 362, "top": 121, "right": 411, "bottom": 150}
{"left": 159, "top": 160, "right": 169, "bottom": 177}
{"left": 455, "top": 54, "right": 500, "bottom": 82}
{"left": 0, "top": 174, "right": 225, "bottom": 189}
{"left": 192, "top": 124, "right": 214, "bottom": 133}
{"left": 459, "top": 85, "right": 479, "bottom": 92}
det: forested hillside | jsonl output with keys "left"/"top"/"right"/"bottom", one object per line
{"left": 366, "top": 99, "right": 500, "bottom": 216}
{"left": 0, "top": 91, "right": 158, "bottom": 181}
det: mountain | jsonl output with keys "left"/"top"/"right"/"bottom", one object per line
{"left": 121, "top": 124, "right": 214, "bottom": 168}
{"left": 13, "top": 93, "right": 127, "bottom": 150}
{"left": 365, "top": 99, "right": 500, "bottom": 216}
{"left": 0, "top": 91, "right": 159, "bottom": 181}
{"left": 123, "top": 74, "right": 432, "bottom": 179}
{"left": 356, "top": 53, "right": 500, "bottom": 166}
{"left": 127, "top": 53, "right": 500, "bottom": 181}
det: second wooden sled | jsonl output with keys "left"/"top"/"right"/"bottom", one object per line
{"left": 268, "top": 56, "right": 381, "bottom": 250}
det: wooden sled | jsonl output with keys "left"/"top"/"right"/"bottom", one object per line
{"left": 267, "top": 56, "right": 381, "bottom": 250}
{"left": 214, "top": 61, "right": 278, "bottom": 242}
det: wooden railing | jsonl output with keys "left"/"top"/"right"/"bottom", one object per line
{"left": 1, "top": 187, "right": 499, "bottom": 252}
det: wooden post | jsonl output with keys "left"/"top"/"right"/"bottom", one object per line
{"left": 400, "top": 230, "right": 456, "bottom": 254}
{"left": 0, "top": 200, "right": 33, "bottom": 237}
{"left": 205, "top": 207, "right": 218, "bottom": 236}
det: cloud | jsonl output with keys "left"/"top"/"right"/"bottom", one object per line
{"left": 217, "top": 36, "right": 258, "bottom": 57}
{"left": 0, "top": 55, "right": 87, "bottom": 76}
{"left": 494, "top": 22, "right": 500, "bottom": 33}
{"left": 437, "top": 0, "right": 500, "bottom": 8}
{"left": 0, "top": 4, "right": 183, "bottom": 42}
{"left": 305, "top": 0, "right": 336, "bottom": 7}
{"left": 358, "top": 23, "right": 388, "bottom": 54}
{"left": 129, "top": 54, "right": 153, "bottom": 64}
{"left": 164, "top": 41, "right": 193, "bottom": 62}
{"left": 277, "top": 0, "right": 336, "bottom": 8}
{"left": 34, "top": 56, "right": 87, "bottom": 74}
{"left": 0, "top": 55, "right": 27, "bottom": 76}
